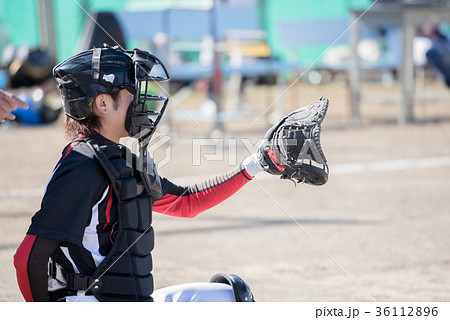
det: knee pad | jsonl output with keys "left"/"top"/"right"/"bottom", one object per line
{"left": 210, "top": 273, "right": 255, "bottom": 302}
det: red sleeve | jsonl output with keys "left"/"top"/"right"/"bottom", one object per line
{"left": 14, "top": 235, "right": 60, "bottom": 302}
{"left": 14, "top": 234, "right": 37, "bottom": 302}
{"left": 153, "top": 166, "right": 253, "bottom": 218}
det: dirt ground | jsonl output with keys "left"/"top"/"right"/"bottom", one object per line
{"left": 1, "top": 80, "right": 449, "bottom": 302}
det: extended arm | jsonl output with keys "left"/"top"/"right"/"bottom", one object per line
{"left": 152, "top": 155, "right": 263, "bottom": 218}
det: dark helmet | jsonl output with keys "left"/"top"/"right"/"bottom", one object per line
{"left": 53, "top": 45, "right": 169, "bottom": 142}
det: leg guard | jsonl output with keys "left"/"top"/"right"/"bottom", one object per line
{"left": 210, "top": 273, "right": 255, "bottom": 302}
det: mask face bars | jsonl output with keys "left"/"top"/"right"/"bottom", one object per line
{"left": 128, "top": 49, "right": 170, "bottom": 144}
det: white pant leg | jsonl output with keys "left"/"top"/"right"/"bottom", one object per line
{"left": 152, "top": 283, "right": 235, "bottom": 302}
{"left": 64, "top": 283, "right": 235, "bottom": 302}
{"left": 65, "top": 292, "right": 100, "bottom": 302}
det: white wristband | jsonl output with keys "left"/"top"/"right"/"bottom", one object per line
{"left": 241, "top": 153, "right": 264, "bottom": 177}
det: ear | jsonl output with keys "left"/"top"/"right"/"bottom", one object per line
{"left": 93, "top": 94, "right": 109, "bottom": 116}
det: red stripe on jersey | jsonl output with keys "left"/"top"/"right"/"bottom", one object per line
{"left": 64, "top": 135, "right": 85, "bottom": 158}
{"left": 103, "top": 185, "right": 114, "bottom": 230}
{"left": 153, "top": 171, "right": 251, "bottom": 218}
{"left": 14, "top": 234, "right": 37, "bottom": 302}
{"left": 64, "top": 141, "right": 79, "bottom": 158}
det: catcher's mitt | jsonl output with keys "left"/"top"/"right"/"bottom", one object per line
{"left": 258, "top": 97, "right": 329, "bottom": 186}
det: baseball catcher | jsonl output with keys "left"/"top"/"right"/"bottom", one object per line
{"left": 13, "top": 44, "right": 329, "bottom": 302}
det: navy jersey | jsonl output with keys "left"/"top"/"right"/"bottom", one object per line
{"left": 14, "top": 131, "right": 253, "bottom": 301}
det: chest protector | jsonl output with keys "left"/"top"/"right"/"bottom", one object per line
{"left": 84, "top": 139, "right": 162, "bottom": 302}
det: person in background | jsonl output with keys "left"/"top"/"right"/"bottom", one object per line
{"left": 0, "top": 89, "right": 29, "bottom": 121}
{"left": 420, "top": 24, "right": 450, "bottom": 88}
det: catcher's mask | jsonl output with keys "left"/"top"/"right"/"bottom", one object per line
{"left": 53, "top": 44, "right": 169, "bottom": 143}
{"left": 125, "top": 48, "right": 169, "bottom": 144}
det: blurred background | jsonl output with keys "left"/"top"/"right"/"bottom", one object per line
{"left": 1, "top": 0, "right": 450, "bottom": 129}
{"left": 1, "top": 0, "right": 450, "bottom": 302}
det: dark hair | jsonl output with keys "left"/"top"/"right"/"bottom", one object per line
{"left": 64, "top": 90, "right": 122, "bottom": 139}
